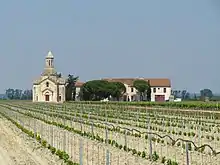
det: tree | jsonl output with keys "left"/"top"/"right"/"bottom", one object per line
{"left": 80, "top": 80, "right": 116, "bottom": 101}
{"left": 193, "top": 93, "right": 197, "bottom": 100}
{"left": 65, "top": 74, "right": 79, "bottom": 101}
{"left": 5, "top": 88, "right": 32, "bottom": 100}
{"left": 21, "top": 89, "right": 32, "bottom": 100}
{"left": 181, "top": 90, "right": 190, "bottom": 100}
{"left": 5, "top": 88, "right": 15, "bottom": 99}
{"left": 146, "top": 81, "right": 151, "bottom": 101}
{"left": 108, "top": 82, "right": 126, "bottom": 101}
{"left": 133, "top": 80, "right": 149, "bottom": 101}
{"left": 172, "top": 90, "right": 181, "bottom": 99}
{"left": 14, "top": 89, "right": 22, "bottom": 99}
{"left": 56, "top": 72, "right": 62, "bottom": 78}
{"left": 200, "top": 89, "right": 213, "bottom": 100}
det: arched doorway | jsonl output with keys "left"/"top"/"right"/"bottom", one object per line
{"left": 45, "top": 94, "right": 49, "bottom": 101}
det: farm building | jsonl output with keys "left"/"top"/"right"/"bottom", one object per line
{"left": 103, "top": 78, "right": 171, "bottom": 102}
{"left": 75, "top": 78, "right": 171, "bottom": 102}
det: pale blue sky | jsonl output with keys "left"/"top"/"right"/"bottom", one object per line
{"left": 0, "top": 0, "right": 219, "bottom": 93}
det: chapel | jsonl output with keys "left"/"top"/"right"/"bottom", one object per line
{"left": 32, "top": 51, "right": 66, "bottom": 103}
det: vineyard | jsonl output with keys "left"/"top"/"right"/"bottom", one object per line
{"left": 0, "top": 101, "right": 220, "bottom": 165}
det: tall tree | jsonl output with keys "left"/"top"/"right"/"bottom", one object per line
{"left": 108, "top": 82, "right": 126, "bottom": 101}
{"left": 14, "top": 89, "right": 22, "bottom": 99}
{"left": 200, "top": 89, "right": 213, "bottom": 100}
{"left": 5, "top": 88, "right": 15, "bottom": 99}
{"left": 172, "top": 90, "right": 181, "bottom": 99}
{"left": 181, "top": 90, "right": 190, "bottom": 100}
{"left": 21, "top": 89, "right": 32, "bottom": 100}
{"left": 146, "top": 81, "right": 151, "bottom": 101}
{"left": 133, "top": 80, "right": 149, "bottom": 101}
{"left": 66, "top": 74, "right": 79, "bottom": 101}
{"left": 5, "top": 88, "right": 32, "bottom": 100}
{"left": 80, "top": 80, "right": 112, "bottom": 101}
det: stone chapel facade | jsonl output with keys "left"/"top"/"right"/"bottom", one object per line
{"left": 32, "top": 51, "right": 66, "bottom": 103}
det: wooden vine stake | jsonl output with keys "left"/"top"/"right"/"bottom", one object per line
{"left": 34, "top": 119, "right": 36, "bottom": 139}
{"left": 63, "top": 130, "right": 66, "bottom": 151}
{"left": 124, "top": 130, "right": 127, "bottom": 151}
{"left": 50, "top": 126, "right": 54, "bottom": 146}
{"left": 149, "top": 134, "right": 153, "bottom": 161}
{"left": 79, "top": 138, "right": 83, "bottom": 165}
{"left": 86, "top": 141, "right": 89, "bottom": 165}
{"left": 186, "top": 142, "right": 189, "bottom": 165}
{"left": 105, "top": 123, "right": 110, "bottom": 165}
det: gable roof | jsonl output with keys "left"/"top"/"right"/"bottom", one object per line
{"left": 33, "top": 76, "right": 66, "bottom": 85}
{"left": 102, "top": 78, "right": 171, "bottom": 87}
{"left": 75, "top": 81, "right": 84, "bottom": 87}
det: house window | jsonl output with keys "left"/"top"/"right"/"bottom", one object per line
{"left": 59, "top": 96, "right": 61, "bottom": 101}
{"left": 46, "top": 82, "right": 49, "bottom": 87}
{"left": 131, "top": 95, "right": 134, "bottom": 101}
{"left": 153, "top": 88, "right": 156, "bottom": 93}
{"left": 131, "top": 87, "right": 134, "bottom": 92}
{"left": 163, "top": 88, "right": 166, "bottom": 93}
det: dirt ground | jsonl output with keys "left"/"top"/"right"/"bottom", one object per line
{"left": 0, "top": 116, "right": 62, "bottom": 165}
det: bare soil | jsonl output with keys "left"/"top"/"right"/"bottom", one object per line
{"left": 0, "top": 116, "right": 62, "bottom": 165}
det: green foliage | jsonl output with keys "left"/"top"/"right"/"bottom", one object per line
{"left": 152, "top": 151, "right": 159, "bottom": 161}
{"left": 141, "top": 151, "right": 146, "bottom": 158}
{"left": 5, "top": 88, "right": 32, "bottom": 100}
{"left": 76, "top": 100, "right": 220, "bottom": 110}
{"left": 200, "top": 89, "right": 213, "bottom": 100}
{"left": 161, "top": 156, "right": 166, "bottom": 163}
{"left": 80, "top": 80, "right": 125, "bottom": 101}
{"left": 108, "top": 82, "right": 126, "bottom": 100}
{"left": 166, "top": 159, "right": 178, "bottom": 165}
{"left": 66, "top": 74, "right": 79, "bottom": 101}
{"left": 133, "top": 80, "right": 149, "bottom": 101}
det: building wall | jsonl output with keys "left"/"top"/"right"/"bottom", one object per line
{"left": 75, "top": 87, "right": 81, "bottom": 101}
{"left": 150, "top": 87, "right": 171, "bottom": 101}
{"left": 122, "top": 85, "right": 171, "bottom": 101}
{"left": 58, "top": 85, "right": 66, "bottom": 102}
{"left": 33, "top": 78, "right": 65, "bottom": 103}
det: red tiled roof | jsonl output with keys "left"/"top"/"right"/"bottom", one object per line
{"left": 102, "top": 78, "right": 171, "bottom": 87}
{"left": 75, "top": 81, "right": 84, "bottom": 87}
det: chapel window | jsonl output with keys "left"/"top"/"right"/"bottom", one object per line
{"left": 46, "top": 82, "right": 49, "bottom": 87}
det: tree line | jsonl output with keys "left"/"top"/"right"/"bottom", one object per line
{"left": 5, "top": 88, "right": 32, "bottom": 100}
{"left": 172, "top": 88, "right": 213, "bottom": 101}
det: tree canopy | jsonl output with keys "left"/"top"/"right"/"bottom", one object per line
{"left": 200, "top": 89, "right": 213, "bottom": 100}
{"left": 5, "top": 88, "right": 32, "bottom": 100}
{"left": 65, "top": 74, "right": 79, "bottom": 101}
{"left": 80, "top": 80, "right": 126, "bottom": 101}
{"left": 133, "top": 80, "right": 150, "bottom": 101}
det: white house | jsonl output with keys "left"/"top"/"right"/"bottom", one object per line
{"left": 32, "top": 51, "right": 66, "bottom": 103}
{"left": 103, "top": 78, "right": 171, "bottom": 102}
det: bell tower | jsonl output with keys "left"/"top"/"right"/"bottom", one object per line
{"left": 42, "top": 51, "right": 56, "bottom": 76}
{"left": 45, "top": 51, "right": 54, "bottom": 68}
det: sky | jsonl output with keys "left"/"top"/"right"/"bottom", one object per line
{"left": 0, "top": 0, "right": 219, "bottom": 93}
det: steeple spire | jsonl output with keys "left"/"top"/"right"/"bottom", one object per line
{"left": 46, "top": 51, "right": 54, "bottom": 58}
{"left": 41, "top": 51, "right": 56, "bottom": 76}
